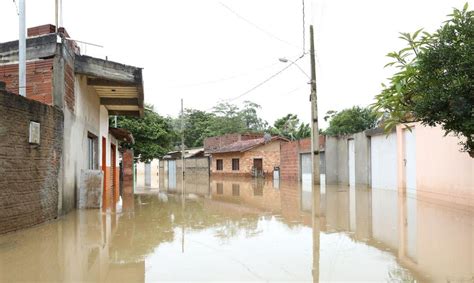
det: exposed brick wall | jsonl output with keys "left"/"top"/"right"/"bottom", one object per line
{"left": 122, "top": 149, "right": 134, "bottom": 194}
{"left": 210, "top": 141, "right": 282, "bottom": 177}
{"left": 0, "top": 89, "right": 63, "bottom": 234}
{"left": 0, "top": 59, "right": 54, "bottom": 105}
{"left": 64, "top": 60, "right": 75, "bottom": 112}
{"left": 280, "top": 138, "right": 312, "bottom": 180}
{"left": 27, "top": 24, "right": 56, "bottom": 37}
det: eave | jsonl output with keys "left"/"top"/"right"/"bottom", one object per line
{"left": 75, "top": 55, "right": 144, "bottom": 117}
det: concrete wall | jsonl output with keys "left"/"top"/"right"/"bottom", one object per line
{"left": 0, "top": 90, "right": 63, "bottom": 234}
{"left": 325, "top": 133, "right": 370, "bottom": 186}
{"left": 136, "top": 159, "right": 159, "bottom": 188}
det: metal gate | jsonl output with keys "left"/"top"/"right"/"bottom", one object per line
{"left": 145, "top": 162, "right": 151, "bottom": 187}
{"left": 168, "top": 160, "right": 176, "bottom": 189}
{"left": 348, "top": 139, "right": 355, "bottom": 187}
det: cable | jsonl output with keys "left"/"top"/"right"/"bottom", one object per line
{"left": 166, "top": 62, "right": 279, "bottom": 89}
{"left": 219, "top": 2, "right": 301, "bottom": 50}
{"left": 223, "top": 54, "right": 307, "bottom": 103}
{"left": 12, "top": 0, "right": 19, "bottom": 15}
{"left": 302, "top": 0, "right": 306, "bottom": 54}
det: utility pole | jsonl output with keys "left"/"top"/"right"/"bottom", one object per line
{"left": 18, "top": 0, "right": 26, "bottom": 97}
{"left": 309, "top": 24, "right": 320, "bottom": 283}
{"left": 180, "top": 98, "right": 185, "bottom": 180}
{"left": 309, "top": 25, "right": 320, "bottom": 186}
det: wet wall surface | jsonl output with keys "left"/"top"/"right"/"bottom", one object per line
{"left": 0, "top": 175, "right": 472, "bottom": 282}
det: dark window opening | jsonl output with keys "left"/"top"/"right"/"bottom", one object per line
{"left": 232, "top": 158, "right": 240, "bottom": 171}
{"left": 216, "top": 159, "right": 223, "bottom": 171}
{"left": 87, "top": 132, "right": 98, "bottom": 170}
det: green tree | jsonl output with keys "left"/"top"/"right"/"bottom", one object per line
{"left": 211, "top": 102, "right": 246, "bottom": 135}
{"left": 323, "top": 106, "right": 377, "bottom": 136}
{"left": 372, "top": 4, "right": 474, "bottom": 156}
{"left": 183, "top": 109, "right": 216, "bottom": 148}
{"left": 240, "top": 101, "right": 268, "bottom": 132}
{"left": 116, "top": 105, "right": 176, "bottom": 162}
{"left": 270, "top": 114, "right": 311, "bottom": 140}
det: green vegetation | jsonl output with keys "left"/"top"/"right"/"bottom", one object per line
{"left": 323, "top": 106, "right": 378, "bottom": 136}
{"left": 115, "top": 105, "right": 176, "bottom": 162}
{"left": 372, "top": 4, "right": 474, "bottom": 157}
{"left": 269, "top": 114, "right": 311, "bottom": 140}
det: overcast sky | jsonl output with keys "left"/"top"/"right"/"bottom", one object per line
{"left": 1, "top": 0, "right": 472, "bottom": 128}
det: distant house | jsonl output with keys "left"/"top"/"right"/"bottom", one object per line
{"left": 207, "top": 136, "right": 288, "bottom": 177}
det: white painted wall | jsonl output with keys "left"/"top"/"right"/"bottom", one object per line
{"left": 61, "top": 75, "right": 117, "bottom": 213}
{"left": 348, "top": 139, "right": 355, "bottom": 187}
{"left": 404, "top": 129, "right": 417, "bottom": 195}
{"left": 370, "top": 133, "right": 398, "bottom": 191}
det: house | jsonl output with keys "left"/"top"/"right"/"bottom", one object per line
{"left": 0, "top": 24, "right": 145, "bottom": 228}
{"left": 207, "top": 135, "right": 288, "bottom": 177}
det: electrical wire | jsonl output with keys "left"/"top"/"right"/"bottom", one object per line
{"left": 223, "top": 54, "right": 307, "bottom": 103}
{"left": 302, "top": 0, "right": 306, "bottom": 54}
{"left": 219, "top": 2, "right": 301, "bottom": 50}
{"left": 12, "top": 0, "right": 19, "bottom": 15}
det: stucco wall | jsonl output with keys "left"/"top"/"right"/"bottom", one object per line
{"left": 62, "top": 75, "right": 117, "bottom": 212}
{"left": 399, "top": 124, "right": 474, "bottom": 208}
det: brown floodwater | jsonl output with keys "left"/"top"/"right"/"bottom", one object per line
{"left": 0, "top": 174, "right": 473, "bottom": 282}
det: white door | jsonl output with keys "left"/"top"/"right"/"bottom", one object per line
{"left": 348, "top": 139, "right": 355, "bottom": 187}
{"left": 300, "top": 153, "right": 312, "bottom": 190}
{"left": 404, "top": 129, "right": 416, "bottom": 194}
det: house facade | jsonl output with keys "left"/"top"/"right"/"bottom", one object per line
{"left": 208, "top": 137, "right": 288, "bottom": 177}
{"left": 0, "top": 24, "right": 144, "bottom": 221}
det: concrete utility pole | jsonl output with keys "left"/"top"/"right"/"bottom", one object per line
{"left": 18, "top": 0, "right": 26, "bottom": 97}
{"left": 309, "top": 25, "right": 320, "bottom": 186}
{"left": 309, "top": 24, "right": 321, "bottom": 283}
{"left": 181, "top": 99, "right": 185, "bottom": 179}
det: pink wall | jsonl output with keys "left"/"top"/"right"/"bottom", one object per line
{"left": 397, "top": 123, "right": 474, "bottom": 208}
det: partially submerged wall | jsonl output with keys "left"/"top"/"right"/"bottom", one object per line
{"left": 0, "top": 89, "right": 63, "bottom": 234}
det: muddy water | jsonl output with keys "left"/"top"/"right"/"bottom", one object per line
{"left": 0, "top": 175, "right": 472, "bottom": 282}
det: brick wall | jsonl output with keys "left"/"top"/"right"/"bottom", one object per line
{"left": 0, "top": 88, "right": 63, "bottom": 234}
{"left": 280, "top": 138, "right": 312, "bottom": 180}
{"left": 122, "top": 149, "right": 134, "bottom": 194}
{"left": 210, "top": 141, "right": 282, "bottom": 177}
{"left": 0, "top": 59, "right": 54, "bottom": 105}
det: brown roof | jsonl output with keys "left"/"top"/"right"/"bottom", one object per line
{"left": 109, "top": 127, "right": 135, "bottom": 144}
{"left": 207, "top": 136, "right": 288, "bottom": 154}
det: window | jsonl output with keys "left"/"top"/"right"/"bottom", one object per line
{"left": 87, "top": 132, "right": 98, "bottom": 170}
{"left": 232, "top": 158, "right": 239, "bottom": 171}
{"left": 216, "top": 159, "right": 223, "bottom": 171}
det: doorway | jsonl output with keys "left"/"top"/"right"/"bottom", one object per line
{"left": 253, "top": 158, "right": 263, "bottom": 177}
{"left": 101, "top": 137, "right": 107, "bottom": 198}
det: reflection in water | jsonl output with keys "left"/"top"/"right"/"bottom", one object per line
{"left": 0, "top": 173, "right": 472, "bottom": 282}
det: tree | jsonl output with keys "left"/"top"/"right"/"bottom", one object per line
{"left": 270, "top": 114, "right": 311, "bottom": 140}
{"left": 116, "top": 105, "right": 176, "bottom": 162}
{"left": 372, "top": 4, "right": 474, "bottom": 157}
{"left": 211, "top": 102, "right": 246, "bottom": 135}
{"left": 240, "top": 101, "right": 268, "bottom": 132}
{"left": 183, "top": 109, "right": 216, "bottom": 148}
{"left": 323, "top": 106, "right": 377, "bottom": 136}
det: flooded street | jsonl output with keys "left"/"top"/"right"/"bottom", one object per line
{"left": 0, "top": 175, "right": 473, "bottom": 282}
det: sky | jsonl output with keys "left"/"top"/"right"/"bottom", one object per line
{"left": 0, "top": 0, "right": 472, "bottom": 129}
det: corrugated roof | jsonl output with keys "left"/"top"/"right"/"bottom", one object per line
{"left": 207, "top": 137, "right": 288, "bottom": 154}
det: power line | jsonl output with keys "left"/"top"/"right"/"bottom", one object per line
{"left": 219, "top": 2, "right": 301, "bottom": 50}
{"left": 302, "top": 0, "right": 306, "bottom": 54}
{"left": 223, "top": 54, "right": 307, "bottom": 103}
{"left": 12, "top": 0, "right": 19, "bottom": 15}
